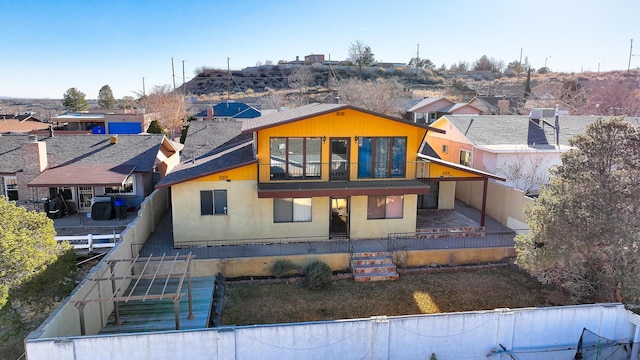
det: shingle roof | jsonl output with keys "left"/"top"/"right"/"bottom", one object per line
{"left": 0, "top": 134, "right": 165, "bottom": 174}
{"left": 181, "top": 121, "right": 250, "bottom": 161}
{"left": 407, "top": 97, "right": 451, "bottom": 112}
{"left": 442, "top": 115, "right": 608, "bottom": 148}
{"left": 241, "top": 103, "right": 430, "bottom": 133}
{"left": 155, "top": 140, "right": 255, "bottom": 188}
{"left": 242, "top": 103, "right": 346, "bottom": 132}
{"left": 213, "top": 102, "right": 260, "bottom": 118}
{"left": 0, "top": 119, "right": 50, "bottom": 134}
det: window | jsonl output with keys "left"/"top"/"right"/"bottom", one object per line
{"left": 49, "top": 186, "right": 73, "bottom": 200}
{"left": 200, "top": 190, "right": 227, "bottom": 215}
{"left": 460, "top": 150, "right": 472, "bottom": 167}
{"left": 273, "top": 198, "right": 312, "bottom": 223}
{"left": 3, "top": 176, "right": 18, "bottom": 201}
{"left": 357, "top": 137, "right": 406, "bottom": 178}
{"left": 105, "top": 175, "right": 135, "bottom": 195}
{"left": 442, "top": 144, "right": 449, "bottom": 154}
{"left": 270, "top": 137, "right": 321, "bottom": 180}
{"left": 367, "top": 195, "right": 403, "bottom": 219}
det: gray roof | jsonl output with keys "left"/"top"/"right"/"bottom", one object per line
{"left": 442, "top": 115, "right": 612, "bottom": 148}
{"left": 241, "top": 102, "right": 430, "bottom": 133}
{"left": 156, "top": 140, "right": 255, "bottom": 188}
{"left": 181, "top": 121, "right": 250, "bottom": 161}
{"left": 0, "top": 134, "right": 165, "bottom": 174}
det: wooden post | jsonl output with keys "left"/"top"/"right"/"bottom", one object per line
{"left": 481, "top": 178, "right": 488, "bottom": 227}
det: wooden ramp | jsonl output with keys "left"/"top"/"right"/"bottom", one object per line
{"left": 100, "top": 276, "right": 215, "bottom": 334}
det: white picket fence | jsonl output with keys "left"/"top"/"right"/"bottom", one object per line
{"left": 55, "top": 234, "right": 120, "bottom": 253}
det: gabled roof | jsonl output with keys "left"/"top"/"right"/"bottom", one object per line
{"left": 241, "top": 103, "right": 438, "bottom": 133}
{"left": 213, "top": 102, "right": 260, "bottom": 119}
{"left": 181, "top": 121, "right": 250, "bottom": 161}
{"left": 155, "top": 140, "right": 255, "bottom": 188}
{"left": 407, "top": 97, "right": 454, "bottom": 112}
{"left": 0, "top": 134, "right": 167, "bottom": 174}
{"left": 440, "top": 115, "right": 605, "bottom": 149}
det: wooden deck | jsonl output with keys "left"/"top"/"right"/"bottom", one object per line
{"left": 100, "top": 276, "right": 216, "bottom": 334}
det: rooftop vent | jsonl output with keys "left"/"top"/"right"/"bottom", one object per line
{"left": 110, "top": 134, "right": 118, "bottom": 144}
{"left": 28, "top": 134, "right": 38, "bottom": 143}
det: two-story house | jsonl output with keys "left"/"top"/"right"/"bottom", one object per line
{"left": 157, "top": 103, "right": 503, "bottom": 246}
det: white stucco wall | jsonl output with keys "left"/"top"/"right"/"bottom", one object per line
{"left": 26, "top": 304, "right": 637, "bottom": 360}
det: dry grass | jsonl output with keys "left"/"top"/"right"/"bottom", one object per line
{"left": 221, "top": 266, "right": 573, "bottom": 326}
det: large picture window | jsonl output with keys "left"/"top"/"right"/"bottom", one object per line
{"left": 105, "top": 175, "right": 135, "bottom": 195}
{"left": 357, "top": 137, "right": 406, "bottom": 178}
{"left": 367, "top": 195, "right": 403, "bottom": 219}
{"left": 200, "top": 190, "right": 228, "bottom": 216}
{"left": 270, "top": 137, "right": 321, "bottom": 180}
{"left": 273, "top": 198, "right": 312, "bottom": 222}
{"left": 3, "top": 176, "right": 18, "bottom": 201}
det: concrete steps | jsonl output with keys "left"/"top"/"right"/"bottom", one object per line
{"left": 351, "top": 252, "right": 399, "bottom": 282}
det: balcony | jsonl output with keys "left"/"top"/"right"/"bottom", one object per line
{"left": 257, "top": 161, "right": 431, "bottom": 198}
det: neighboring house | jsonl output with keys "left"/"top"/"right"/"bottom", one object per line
{"left": 194, "top": 101, "right": 261, "bottom": 122}
{"left": 50, "top": 109, "right": 152, "bottom": 134}
{"left": 157, "top": 103, "right": 503, "bottom": 246}
{"left": 425, "top": 113, "right": 602, "bottom": 195}
{"left": 407, "top": 97, "right": 481, "bottom": 124}
{"left": 0, "top": 133, "right": 180, "bottom": 211}
{"left": 304, "top": 54, "right": 325, "bottom": 65}
{"left": 0, "top": 114, "right": 50, "bottom": 134}
{"left": 467, "top": 96, "right": 521, "bottom": 115}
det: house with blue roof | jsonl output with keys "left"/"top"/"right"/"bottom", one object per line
{"left": 195, "top": 101, "right": 261, "bottom": 121}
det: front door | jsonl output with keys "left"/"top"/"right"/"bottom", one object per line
{"left": 330, "top": 138, "right": 349, "bottom": 181}
{"left": 330, "top": 197, "right": 349, "bottom": 238}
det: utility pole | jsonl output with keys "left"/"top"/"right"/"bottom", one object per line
{"left": 142, "top": 77, "right": 146, "bottom": 96}
{"left": 171, "top": 57, "right": 176, "bottom": 91}
{"left": 182, "top": 60, "right": 186, "bottom": 94}
{"left": 629, "top": 39, "right": 634, "bottom": 72}
{"left": 416, "top": 44, "right": 420, "bottom": 67}
{"left": 517, "top": 48, "right": 523, "bottom": 83}
{"left": 227, "top": 57, "right": 231, "bottom": 101}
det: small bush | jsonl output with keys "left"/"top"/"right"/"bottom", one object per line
{"left": 271, "top": 260, "right": 300, "bottom": 278}
{"left": 304, "top": 261, "right": 332, "bottom": 289}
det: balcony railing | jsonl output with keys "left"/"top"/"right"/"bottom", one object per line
{"left": 258, "top": 161, "right": 430, "bottom": 183}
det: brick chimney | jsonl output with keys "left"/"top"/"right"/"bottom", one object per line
{"left": 206, "top": 107, "right": 213, "bottom": 120}
{"left": 17, "top": 135, "right": 49, "bottom": 201}
{"left": 497, "top": 100, "right": 509, "bottom": 115}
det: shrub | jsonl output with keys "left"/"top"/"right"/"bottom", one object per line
{"left": 304, "top": 261, "right": 332, "bottom": 289}
{"left": 271, "top": 260, "right": 300, "bottom": 278}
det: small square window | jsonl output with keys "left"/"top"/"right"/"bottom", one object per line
{"left": 442, "top": 145, "right": 449, "bottom": 153}
{"left": 200, "top": 190, "right": 227, "bottom": 215}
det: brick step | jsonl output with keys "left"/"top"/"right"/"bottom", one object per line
{"left": 352, "top": 263, "right": 397, "bottom": 275}
{"left": 354, "top": 271, "right": 399, "bottom": 282}
{"left": 351, "top": 251, "right": 392, "bottom": 258}
{"left": 351, "top": 256, "right": 394, "bottom": 266}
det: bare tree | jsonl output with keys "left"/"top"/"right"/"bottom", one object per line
{"left": 348, "top": 40, "right": 375, "bottom": 70}
{"left": 258, "top": 89, "right": 287, "bottom": 110}
{"left": 576, "top": 74, "right": 640, "bottom": 116}
{"left": 287, "top": 67, "right": 314, "bottom": 95}
{"left": 496, "top": 150, "right": 554, "bottom": 196}
{"left": 335, "top": 78, "right": 405, "bottom": 117}
{"left": 137, "top": 85, "right": 188, "bottom": 139}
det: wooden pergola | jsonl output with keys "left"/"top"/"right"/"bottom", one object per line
{"left": 71, "top": 253, "right": 195, "bottom": 335}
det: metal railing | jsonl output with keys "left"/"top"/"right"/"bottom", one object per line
{"left": 134, "top": 235, "right": 350, "bottom": 258}
{"left": 387, "top": 231, "right": 517, "bottom": 252}
{"left": 258, "top": 161, "right": 430, "bottom": 182}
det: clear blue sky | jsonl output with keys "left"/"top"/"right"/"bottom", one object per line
{"left": 1, "top": 0, "right": 638, "bottom": 99}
